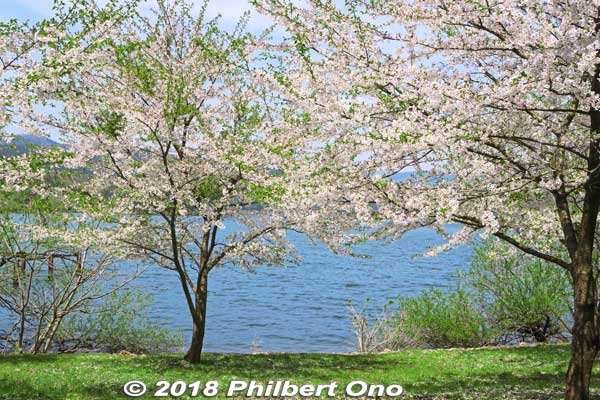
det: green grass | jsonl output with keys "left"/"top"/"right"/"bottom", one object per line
{"left": 1, "top": 344, "right": 598, "bottom": 399}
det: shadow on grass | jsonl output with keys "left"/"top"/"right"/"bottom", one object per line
{"left": 1, "top": 345, "right": 597, "bottom": 399}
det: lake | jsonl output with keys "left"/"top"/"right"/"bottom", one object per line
{"left": 135, "top": 225, "right": 472, "bottom": 353}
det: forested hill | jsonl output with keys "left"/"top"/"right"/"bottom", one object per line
{"left": 0, "top": 134, "right": 61, "bottom": 157}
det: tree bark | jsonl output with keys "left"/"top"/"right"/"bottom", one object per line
{"left": 566, "top": 259, "right": 599, "bottom": 400}
{"left": 184, "top": 267, "right": 208, "bottom": 364}
{"left": 567, "top": 37, "right": 600, "bottom": 396}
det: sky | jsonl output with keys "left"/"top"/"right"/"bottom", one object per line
{"left": 0, "top": 0, "right": 275, "bottom": 33}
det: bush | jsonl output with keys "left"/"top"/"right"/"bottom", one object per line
{"left": 350, "top": 239, "right": 572, "bottom": 352}
{"left": 348, "top": 299, "right": 397, "bottom": 352}
{"left": 463, "top": 240, "right": 571, "bottom": 343}
{"left": 392, "top": 288, "right": 491, "bottom": 348}
{"left": 54, "top": 290, "right": 183, "bottom": 354}
{"left": 0, "top": 211, "right": 142, "bottom": 354}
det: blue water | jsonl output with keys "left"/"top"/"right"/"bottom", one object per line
{"left": 133, "top": 226, "right": 472, "bottom": 353}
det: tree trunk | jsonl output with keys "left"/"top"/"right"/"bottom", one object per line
{"left": 184, "top": 318, "right": 205, "bottom": 363}
{"left": 184, "top": 267, "right": 208, "bottom": 364}
{"left": 16, "top": 311, "right": 25, "bottom": 352}
{"left": 566, "top": 261, "right": 599, "bottom": 400}
{"left": 42, "top": 315, "right": 64, "bottom": 353}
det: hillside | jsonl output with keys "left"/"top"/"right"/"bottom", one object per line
{"left": 0, "top": 134, "right": 61, "bottom": 156}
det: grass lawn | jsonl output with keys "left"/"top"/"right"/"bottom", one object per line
{"left": 0, "top": 344, "right": 598, "bottom": 399}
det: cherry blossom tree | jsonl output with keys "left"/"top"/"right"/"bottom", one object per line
{"left": 255, "top": 0, "right": 600, "bottom": 398}
{"left": 0, "top": 1, "right": 145, "bottom": 354}
{"left": 45, "top": 0, "right": 302, "bottom": 363}
{"left": 0, "top": 0, "right": 137, "bottom": 142}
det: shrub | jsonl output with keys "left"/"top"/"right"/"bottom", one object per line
{"left": 348, "top": 299, "right": 398, "bottom": 352}
{"left": 391, "top": 287, "right": 491, "bottom": 348}
{"left": 0, "top": 210, "right": 141, "bottom": 354}
{"left": 463, "top": 240, "right": 572, "bottom": 343}
{"left": 54, "top": 290, "right": 183, "bottom": 354}
{"left": 350, "top": 239, "right": 572, "bottom": 352}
